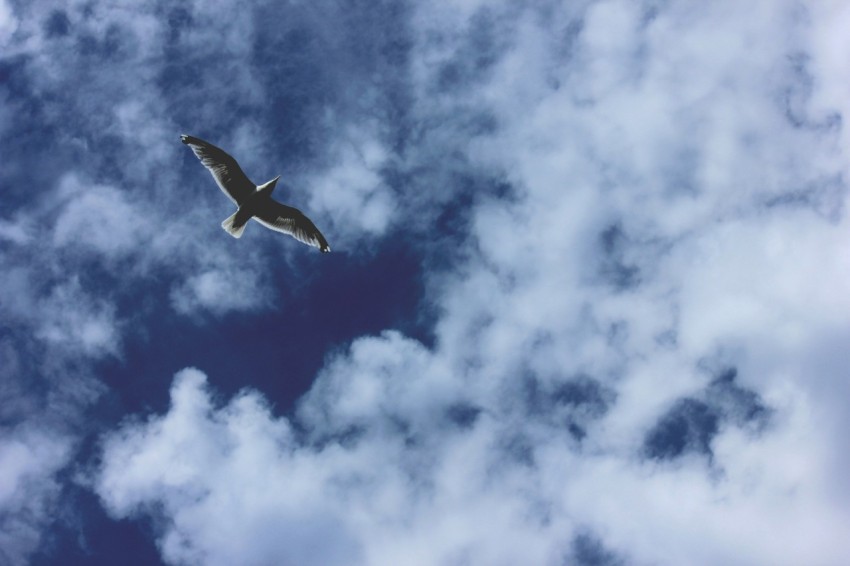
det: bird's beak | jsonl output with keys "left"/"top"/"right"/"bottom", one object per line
{"left": 258, "top": 175, "right": 282, "bottom": 196}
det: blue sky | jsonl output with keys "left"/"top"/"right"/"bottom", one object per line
{"left": 2, "top": 1, "right": 850, "bottom": 565}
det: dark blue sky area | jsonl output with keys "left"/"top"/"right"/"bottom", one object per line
{"left": 32, "top": 486, "right": 165, "bottom": 566}
{"left": 97, "top": 238, "right": 431, "bottom": 418}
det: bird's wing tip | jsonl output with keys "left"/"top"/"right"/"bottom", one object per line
{"left": 180, "top": 134, "right": 190, "bottom": 144}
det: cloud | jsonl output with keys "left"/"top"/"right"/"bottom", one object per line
{"left": 309, "top": 128, "right": 397, "bottom": 243}
{"left": 97, "top": 369, "right": 363, "bottom": 566}
{"left": 96, "top": 353, "right": 848, "bottom": 566}
{"left": 0, "top": 426, "right": 73, "bottom": 566}
{"left": 34, "top": 278, "right": 122, "bottom": 357}
{"left": 170, "top": 267, "right": 271, "bottom": 317}
{"left": 0, "top": 0, "right": 16, "bottom": 49}
{"left": 50, "top": 174, "right": 151, "bottom": 260}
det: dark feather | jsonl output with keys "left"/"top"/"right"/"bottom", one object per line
{"left": 181, "top": 135, "right": 255, "bottom": 205}
{"left": 254, "top": 201, "right": 331, "bottom": 253}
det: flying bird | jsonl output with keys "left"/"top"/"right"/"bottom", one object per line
{"left": 181, "top": 134, "right": 331, "bottom": 252}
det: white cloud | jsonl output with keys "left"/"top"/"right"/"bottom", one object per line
{"left": 98, "top": 354, "right": 850, "bottom": 566}
{"left": 0, "top": 264, "right": 121, "bottom": 359}
{"left": 309, "top": 129, "right": 396, "bottom": 242}
{"left": 0, "top": 217, "right": 31, "bottom": 245}
{"left": 0, "top": 426, "right": 72, "bottom": 566}
{"left": 51, "top": 174, "right": 151, "bottom": 259}
{"left": 0, "top": 0, "right": 17, "bottom": 49}
{"left": 170, "top": 267, "right": 271, "bottom": 317}
{"left": 98, "top": 369, "right": 364, "bottom": 566}
{"left": 36, "top": 278, "right": 121, "bottom": 357}
{"left": 0, "top": 429, "right": 69, "bottom": 509}
{"left": 2, "top": 161, "right": 280, "bottom": 321}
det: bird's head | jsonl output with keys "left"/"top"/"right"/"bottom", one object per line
{"left": 257, "top": 175, "right": 281, "bottom": 196}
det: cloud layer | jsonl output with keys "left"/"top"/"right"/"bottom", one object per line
{"left": 91, "top": 1, "right": 850, "bottom": 565}
{"left": 2, "top": 0, "right": 850, "bottom": 564}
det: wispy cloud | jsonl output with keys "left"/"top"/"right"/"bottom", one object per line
{"left": 0, "top": 426, "right": 71, "bottom": 566}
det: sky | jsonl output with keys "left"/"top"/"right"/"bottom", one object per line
{"left": 1, "top": 0, "right": 850, "bottom": 565}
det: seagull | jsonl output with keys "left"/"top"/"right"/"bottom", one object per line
{"left": 181, "top": 134, "right": 331, "bottom": 252}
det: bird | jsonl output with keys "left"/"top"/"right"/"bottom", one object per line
{"left": 181, "top": 134, "right": 331, "bottom": 252}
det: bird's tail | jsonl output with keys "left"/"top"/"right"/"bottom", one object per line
{"left": 221, "top": 211, "right": 248, "bottom": 238}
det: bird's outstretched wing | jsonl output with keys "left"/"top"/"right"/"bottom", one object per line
{"left": 181, "top": 135, "right": 255, "bottom": 205}
{"left": 254, "top": 200, "right": 331, "bottom": 253}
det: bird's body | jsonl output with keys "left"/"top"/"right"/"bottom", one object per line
{"left": 181, "top": 134, "right": 331, "bottom": 252}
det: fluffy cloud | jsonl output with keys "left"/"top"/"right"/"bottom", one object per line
{"left": 98, "top": 369, "right": 363, "bottom": 566}
{"left": 98, "top": 353, "right": 848, "bottom": 566}
{"left": 50, "top": 174, "right": 150, "bottom": 258}
{"left": 309, "top": 128, "right": 397, "bottom": 242}
{"left": 170, "top": 267, "right": 271, "bottom": 317}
